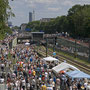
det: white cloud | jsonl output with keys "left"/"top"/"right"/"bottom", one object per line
{"left": 62, "top": 0, "right": 74, "bottom": 6}
{"left": 24, "top": 0, "right": 58, "bottom": 8}
{"left": 77, "top": 0, "right": 90, "bottom": 2}
{"left": 48, "top": 7, "right": 61, "bottom": 11}
{"left": 25, "top": 0, "right": 58, "bottom": 4}
{"left": 9, "top": 0, "right": 90, "bottom": 26}
{"left": 27, "top": 1, "right": 36, "bottom": 8}
{"left": 36, "top": 0, "right": 58, "bottom": 4}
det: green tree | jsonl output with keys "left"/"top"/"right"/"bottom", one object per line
{"left": 0, "top": 0, "right": 14, "bottom": 39}
{"left": 67, "top": 4, "right": 90, "bottom": 38}
{"left": 26, "top": 4, "right": 90, "bottom": 38}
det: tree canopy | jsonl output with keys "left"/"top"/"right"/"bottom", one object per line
{"left": 0, "top": 0, "right": 14, "bottom": 39}
{"left": 26, "top": 4, "right": 90, "bottom": 38}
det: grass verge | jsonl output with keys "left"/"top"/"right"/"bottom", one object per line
{"left": 49, "top": 48, "right": 90, "bottom": 66}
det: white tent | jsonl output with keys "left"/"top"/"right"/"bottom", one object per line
{"left": 52, "top": 62, "right": 80, "bottom": 73}
{"left": 25, "top": 42, "right": 30, "bottom": 45}
{"left": 66, "top": 70, "right": 90, "bottom": 78}
{"left": 43, "top": 56, "right": 59, "bottom": 62}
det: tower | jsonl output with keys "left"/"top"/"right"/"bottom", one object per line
{"left": 32, "top": 10, "right": 35, "bottom": 21}
{"left": 29, "top": 10, "right": 35, "bottom": 22}
{"left": 29, "top": 12, "right": 32, "bottom": 22}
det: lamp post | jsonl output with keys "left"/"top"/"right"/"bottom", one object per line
{"left": 74, "top": 18, "right": 77, "bottom": 58}
{"left": 84, "top": 38, "right": 90, "bottom": 62}
{"left": 53, "top": 36, "right": 57, "bottom": 52}
{"left": 53, "top": 37, "right": 55, "bottom": 52}
{"left": 81, "top": 38, "right": 90, "bottom": 62}
{"left": 46, "top": 38, "right": 48, "bottom": 57}
{"left": 87, "top": 38, "right": 90, "bottom": 62}
{"left": 74, "top": 39, "right": 77, "bottom": 58}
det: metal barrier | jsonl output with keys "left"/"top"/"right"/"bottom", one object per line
{"left": 47, "top": 37, "right": 89, "bottom": 61}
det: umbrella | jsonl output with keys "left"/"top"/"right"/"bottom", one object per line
{"left": 18, "top": 61, "right": 24, "bottom": 64}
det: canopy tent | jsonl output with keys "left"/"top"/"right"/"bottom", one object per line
{"left": 52, "top": 62, "right": 80, "bottom": 73}
{"left": 66, "top": 70, "right": 90, "bottom": 78}
{"left": 43, "top": 56, "right": 59, "bottom": 62}
{"left": 25, "top": 42, "right": 30, "bottom": 45}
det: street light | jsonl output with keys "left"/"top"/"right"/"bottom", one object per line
{"left": 46, "top": 37, "right": 48, "bottom": 57}
{"left": 74, "top": 17, "right": 77, "bottom": 58}
{"left": 89, "top": 42, "right": 90, "bottom": 62}
{"left": 86, "top": 38, "right": 90, "bottom": 62}
{"left": 74, "top": 39, "right": 77, "bottom": 58}
{"left": 53, "top": 37, "right": 55, "bottom": 52}
{"left": 53, "top": 36, "right": 57, "bottom": 52}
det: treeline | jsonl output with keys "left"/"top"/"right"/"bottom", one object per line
{"left": 0, "top": 0, "right": 14, "bottom": 40}
{"left": 26, "top": 4, "right": 90, "bottom": 38}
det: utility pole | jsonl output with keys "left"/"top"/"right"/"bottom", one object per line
{"left": 88, "top": 39, "right": 90, "bottom": 62}
{"left": 74, "top": 18, "right": 77, "bottom": 58}
{"left": 53, "top": 37, "right": 55, "bottom": 52}
{"left": 83, "top": 38, "right": 90, "bottom": 62}
{"left": 46, "top": 38, "right": 48, "bottom": 57}
{"left": 74, "top": 39, "right": 77, "bottom": 58}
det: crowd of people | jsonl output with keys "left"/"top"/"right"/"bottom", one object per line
{"left": 0, "top": 35, "right": 90, "bottom": 90}
{"left": 0, "top": 44, "right": 60, "bottom": 90}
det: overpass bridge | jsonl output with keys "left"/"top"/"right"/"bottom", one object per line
{"left": 17, "top": 32, "right": 57, "bottom": 44}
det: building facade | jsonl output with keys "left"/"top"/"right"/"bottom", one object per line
{"left": 40, "top": 18, "right": 54, "bottom": 22}
{"left": 29, "top": 12, "right": 32, "bottom": 22}
{"left": 29, "top": 10, "right": 35, "bottom": 22}
{"left": 7, "top": 21, "right": 12, "bottom": 28}
{"left": 20, "top": 23, "right": 27, "bottom": 31}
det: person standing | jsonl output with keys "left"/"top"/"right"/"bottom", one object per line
{"left": 32, "top": 70, "right": 36, "bottom": 77}
{"left": 86, "top": 81, "right": 90, "bottom": 90}
{"left": 41, "top": 83, "right": 47, "bottom": 90}
{"left": 1, "top": 63, "right": 5, "bottom": 71}
{"left": 77, "top": 81, "right": 81, "bottom": 90}
{"left": 22, "top": 78, "right": 26, "bottom": 90}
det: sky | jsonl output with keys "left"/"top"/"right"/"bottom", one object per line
{"left": 9, "top": 0, "right": 90, "bottom": 26}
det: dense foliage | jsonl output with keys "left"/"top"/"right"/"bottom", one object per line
{"left": 26, "top": 4, "right": 90, "bottom": 38}
{"left": 0, "top": 0, "right": 14, "bottom": 39}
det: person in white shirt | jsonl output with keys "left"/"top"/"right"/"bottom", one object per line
{"left": 86, "top": 81, "right": 90, "bottom": 90}
{"left": 1, "top": 63, "right": 5, "bottom": 71}
{"left": 27, "top": 82, "right": 30, "bottom": 90}
{"left": 22, "top": 78, "right": 26, "bottom": 90}
{"left": 45, "top": 72, "right": 48, "bottom": 81}
{"left": 84, "top": 81, "right": 88, "bottom": 90}
{"left": 52, "top": 81, "right": 55, "bottom": 90}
